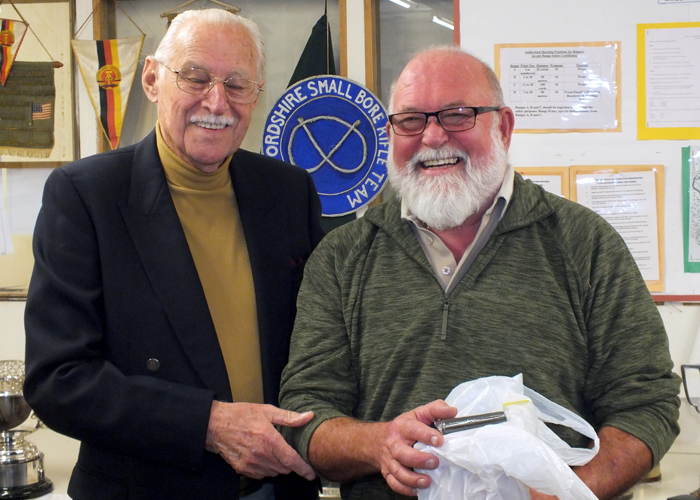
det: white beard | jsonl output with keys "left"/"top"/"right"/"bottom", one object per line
{"left": 387, "top": 125, "right": 509, "bottom": 231}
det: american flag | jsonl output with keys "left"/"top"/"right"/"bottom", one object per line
{"left": 31, "top": 103, "right": 52, "bottom": 120}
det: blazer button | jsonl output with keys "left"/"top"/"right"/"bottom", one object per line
{"left": 146, "top": 358, "right": 161, "bottom": 372}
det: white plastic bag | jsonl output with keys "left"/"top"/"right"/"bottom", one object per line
{"left": 415, "top": 374, "right": 599, "bottom": 500}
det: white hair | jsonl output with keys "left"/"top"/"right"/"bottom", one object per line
{"left": 152, "top": 9, "right": 265, "bottom": 82}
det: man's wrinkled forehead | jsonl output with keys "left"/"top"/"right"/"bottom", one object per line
{"left": 392, "top": 79, "right": 473, "bottom": 113}
{"left": 171, "top": 25, "right": 258, "bottom": 79}
{"left": 392, "top": 52, "right": 493, "bottom": 111}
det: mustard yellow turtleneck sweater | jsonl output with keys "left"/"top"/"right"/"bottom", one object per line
{"left": 156, "top": 123, "right": 263, "bottom": 404}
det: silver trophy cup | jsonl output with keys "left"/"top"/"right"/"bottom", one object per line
{"left": 668, "top": 365, "right": 700, "bottom": 500}
{"left": 0, "top": 360, "right": 53, "bottom": 499}
{"left": 681, "top": 364, "right": 700, "bottom": 414}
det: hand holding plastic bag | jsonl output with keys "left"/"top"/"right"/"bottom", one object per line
{"left": 415, "top": 374, "right": 599, "bottom": 500}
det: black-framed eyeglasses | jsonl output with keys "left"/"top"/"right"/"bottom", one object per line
{"left": 158, "top": 62, "right": 263, "bottom": 104}
{"left": 388, "top": 106, "right": 501, "bottom": 136}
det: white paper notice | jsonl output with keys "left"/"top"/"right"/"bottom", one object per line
{"left": 645, "top": 27, "right": 700, "bottom": 128}
{"left": 688, "top": 147, "right": 700, "bottom": 263}
{"left": 499, "top": 44, "right": 619, "bottom": 130}
{"left": 521, "top": 175, "right": 563, "bottom": 197}
{"left": 576, "top": 171, "right": 660, "bottom": 281}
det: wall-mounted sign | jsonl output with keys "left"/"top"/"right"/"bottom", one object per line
{"left": 571, "top": 165, "right": 664, "bottom": 292}
{"left": 263, "top": 75, "right": 388, "bottom": 217}
{"left": 637, "top": 23, "right": 700, "bottom": 140}
{"left": 495, "top": 42, "right": 621, "bottom": 133}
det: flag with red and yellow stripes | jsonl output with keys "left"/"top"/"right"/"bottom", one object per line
{"left": 72, "top": 36, "right": 144, "bottom": 150}
{"left": 0, "top": 18, "right": 28, "bottom": 86}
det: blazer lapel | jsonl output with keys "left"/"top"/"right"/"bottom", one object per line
{"left": 118, "top": 132, "right": 231, "bottom": 399}
{"left": 229, "top": 152, "right": 292, "bottom": 404}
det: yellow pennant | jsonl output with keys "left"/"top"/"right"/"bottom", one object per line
{"left": 72, "top": 35, "right": 144, "bottom": 150}
{"left": 0, "top": 18, "right": 28, "bottom": 86}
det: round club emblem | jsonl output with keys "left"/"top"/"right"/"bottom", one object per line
{"left": 263, "top": 76, "right": 389, "bottom": 217}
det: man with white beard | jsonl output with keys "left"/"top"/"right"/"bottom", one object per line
{"left": 279, "top": 46, "right": 680, "bottom": 500}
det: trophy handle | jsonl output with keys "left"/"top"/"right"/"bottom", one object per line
{"left": 680, "top": 364, "right": 700, "bottom": 414}
{"left": 29, "top": 410, "right": 45, "bottom": 430}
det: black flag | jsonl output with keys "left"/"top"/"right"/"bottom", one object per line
{"left": 288, "top": 8, "right": 355, "bottom": 233}
{"left": 288, "top": 13, "right": 336, "bottom": 87}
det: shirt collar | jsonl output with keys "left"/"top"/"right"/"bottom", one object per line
{"left": 156, "top": 121, "right": 233, "bottom": 191}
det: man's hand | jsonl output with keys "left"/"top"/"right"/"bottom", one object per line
{"left": 530, "top": 426, "right": 652, "bottom": 500}
{"left": 307, "top": 399, "right": 457, "bottom": 497}
{"left": 530, "top": 489, "right": 559, "bottom": 500}
{"left": 206, "top": 401, "right": 316, "bottom": 481}
{"left": 376, "top": 400, "right": 458, "bottom": 496}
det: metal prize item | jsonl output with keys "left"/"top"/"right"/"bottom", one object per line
{"left": 434, "top": 411, "right": 508, "bottom": 435}
{"left": 681, "top": 364, "right": 700, "bottom": 413}
{"left": 670, "top": 365, "right": 700, "bottom": 500}
{"left": 0, "top": 360, "right": 53, "bottom": 499}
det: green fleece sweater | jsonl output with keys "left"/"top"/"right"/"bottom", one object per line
{"left": 280, "top": 174, "right": 680, "bottom": 500}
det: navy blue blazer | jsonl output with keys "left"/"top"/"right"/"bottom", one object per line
{"left": 24, "top": 130, "right": 323, "bottom": 500}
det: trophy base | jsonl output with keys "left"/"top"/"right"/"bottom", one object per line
{"left": 0, "top": 445, "right": 53, "bottom": 500}
{"left": 0, "top": 478, "right": 53, "bottom": 499}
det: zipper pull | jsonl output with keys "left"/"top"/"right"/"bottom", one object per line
{"left": 441, "top": 296, "right": 449, "bottom": 340}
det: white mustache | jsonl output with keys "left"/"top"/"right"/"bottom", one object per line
{"left": 406, "top": 145, "right": 469, "bottom": 172}
{"left": 190, "top": 115, "right": 235, "bottom": 129}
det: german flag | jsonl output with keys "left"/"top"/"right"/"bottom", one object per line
{"left": 72, "top": 36, "right": 144, "bottom": 150}
{"left": 96, "top": 39, "right": 122, "bottom": 150}
{"left": 0, "top": 18, "right": 28, "bottom": 86}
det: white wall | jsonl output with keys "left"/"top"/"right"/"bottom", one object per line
{"left": 459, "top": 0, "right": 700, "bottom": 295}
{"left": 1, "top": 302, "right": 26, "bottom": 360}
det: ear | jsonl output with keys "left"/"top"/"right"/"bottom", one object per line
{"left": 251, "top": 78, "right": 265, "bottom": 110}
{"left": 142, "top": 57, "right": 159, "bottom": 104}
{"left": 497, "top": 106, "right": 515, "bottom": 150}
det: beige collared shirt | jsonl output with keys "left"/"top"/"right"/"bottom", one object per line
{"left": 402, "top": 163, "right": 515, "bottom": 292}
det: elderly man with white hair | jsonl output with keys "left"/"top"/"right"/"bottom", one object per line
{"left": 24, "top": 9, "right": 322, "bottom": 500}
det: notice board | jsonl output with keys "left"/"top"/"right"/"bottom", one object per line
{"left": 459, "top": 0, "right": 700, "bottom": 295}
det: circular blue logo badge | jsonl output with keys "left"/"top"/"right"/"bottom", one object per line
{"left": 263, "top": 76, "right": 389, "bottom": 217}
